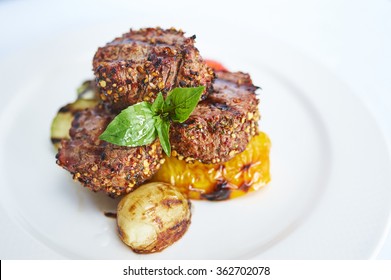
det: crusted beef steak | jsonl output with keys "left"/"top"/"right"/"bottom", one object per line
{"left": 170, "top": 71, "right": 260, "bottom": 164}
{"left": 56, "top": 106, "right": 164, "bottom": 197}
{"left": 93, "top": 27, "right": 215, "bottom": 111}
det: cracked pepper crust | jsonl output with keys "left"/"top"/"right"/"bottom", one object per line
{"left": 56, "top": 105, "right": 164, "bottom": 198}
{"left": 93, "top": 27, "right": 215, "bottom": 111}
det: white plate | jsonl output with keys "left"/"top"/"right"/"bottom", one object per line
{"left": 0, "top": 22, "right": 391, "bottom": 259}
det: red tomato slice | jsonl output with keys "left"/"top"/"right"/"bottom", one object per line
{"left": 204, "top": 59, "right": 228, "bottom": 71}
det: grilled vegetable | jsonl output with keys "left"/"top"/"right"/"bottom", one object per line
{"left": 117, "top": 182, "right": 191, "bottom": 254}
{"left": 76, "top": 80, "right": 98, "bottom": 99}
{"left": 204, "top": 59, "right": 227, "bottom": 71}
{"left": 151, "top": 132, "right": 271, "bottom": 200}
{"left": 50, "top": 99, "right": 98, "bottom": 149}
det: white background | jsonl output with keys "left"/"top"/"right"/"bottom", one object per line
{"left": 0, "top": 0, "right": 390, "bottom": 259}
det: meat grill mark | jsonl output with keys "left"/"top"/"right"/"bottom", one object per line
{"left": 104, "top": 212, "right": 117, "bottom": 218}
{"left": 173, "top": 58, "right": 183, "bottom": 89}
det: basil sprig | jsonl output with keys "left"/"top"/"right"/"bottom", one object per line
{"left": 99, "top": 86, "right": 204, "bottom": 155}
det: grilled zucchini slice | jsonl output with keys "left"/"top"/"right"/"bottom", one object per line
{"left": 51, "top": 99, "right": 98, "bottom": 149}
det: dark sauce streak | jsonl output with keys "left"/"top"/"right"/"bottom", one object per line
{"left": 241, "top": 163, "right": 252, "bottom": 172}
{"left": 201, "top": 180, "right": 231, "bottom": 201}
{"left": 104, "top": 212, "right": 117, "bottom": 219}
{"left": 239, "top": 182, "right": 252, "bottom": 192}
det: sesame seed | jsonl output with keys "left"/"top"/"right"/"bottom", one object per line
{"left": 136, "top": 66, "right": 145, "bottom": 74}
{"left": 99, "top": 80, "right": 106, "bottom": 87}
{"left": 73, "top": 172, "right": 81, "bottom": 180}
{"left": 185, "top": 157, "right": 194, "bottom": 163}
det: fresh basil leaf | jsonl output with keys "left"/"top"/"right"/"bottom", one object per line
{"left": 151, "top": 92, "right": 165, "bottom": 114}
{"left": 99, "top": 102, "right": 157, "bottom": 147}
{"left": 154, "top": 116, "right": 171, "bottom": 156}
{"left": 99, "top": 86, "right": 203, "bottom": 154}
{"left": 165, "top": 86, "right": 204, "bottom": 123}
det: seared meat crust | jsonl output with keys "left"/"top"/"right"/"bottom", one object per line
{"left": 170, "top": 71, "right": 260, "bottom": 164}
{"left": 93, "top": 27, "right": 215, "bottom": 111}
{"left": 56, "top": 106, "right": 164, "bottom": 198}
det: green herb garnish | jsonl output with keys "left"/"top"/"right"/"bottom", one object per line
{"left": 99, "top": 86, "right": 204, "bottom": 155}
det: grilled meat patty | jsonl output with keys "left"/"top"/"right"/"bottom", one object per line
{"left": 93, "top": 27, "right": 215, "bottom": 111}
{"left": 170, "top": 71, "right": 260, "bottom": 164}
{"left": 56, "top": 105, "right": 164, "bottom": 198}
